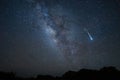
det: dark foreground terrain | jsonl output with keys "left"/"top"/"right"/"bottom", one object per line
{"left": 0, "top": 66, "right": 120, "bottom": 80}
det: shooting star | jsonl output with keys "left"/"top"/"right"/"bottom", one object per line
{"left": 84, "top": 28, "right": 93, "bottom": 41}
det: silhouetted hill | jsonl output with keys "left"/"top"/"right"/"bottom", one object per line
{"left": 36, "top": 75, "right": 55, "bottom": 80}
{"left": 62, "top": 66, "right": 120, "bottom": 80}
{"left": 0, "top": 66, "right": 120, "bottom": 80}
{"left": 0, "top": 71, "right": 15, "bottom": 79}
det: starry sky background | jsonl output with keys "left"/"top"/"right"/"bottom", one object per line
{"left": 0, "top": 0, "right": 120, "bottom": 77}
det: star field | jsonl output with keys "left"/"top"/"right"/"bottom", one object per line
{"left": 0, "top": 0, "right": 120, "bottom": 77}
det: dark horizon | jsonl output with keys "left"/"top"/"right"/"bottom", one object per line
{"left": 0, "top": 66, "right": 120, "bottom": 80}
{"left": 0, "top": 0, "right": 120, "bottom": 77}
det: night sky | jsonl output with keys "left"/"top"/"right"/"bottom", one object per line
{"left": 0, "top": 0, "right": 120, "bottom": 77}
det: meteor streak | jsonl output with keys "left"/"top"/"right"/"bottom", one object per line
{"left": 84, "top": 28, "right": 93, "bottom": 41}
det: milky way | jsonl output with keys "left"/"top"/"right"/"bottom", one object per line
{"left": 0, "top": 0, "right": 120, "bottom": 77}
{"left": 35, "top": 2, "right": 80, "bottom": 64}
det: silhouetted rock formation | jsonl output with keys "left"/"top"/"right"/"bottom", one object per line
{"left": 0, "top": 66, "right": 120, "bottom": 80}
{"left": 99, "top": 66, "right": 120, "bottom": 80}
{"left": 62, "top": 71, "right": 77, "bottom": 78}
{"left": 100, "top": 66, "right": 118, "bottom": 72}
{"left": 62, "top": 66, "right": 120, "bottom": 80}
